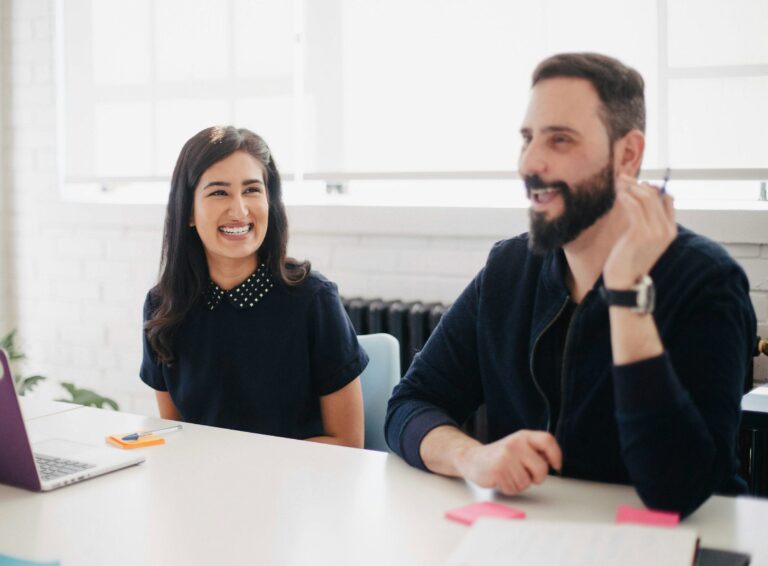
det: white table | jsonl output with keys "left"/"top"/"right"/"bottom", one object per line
{"left": 2, "top": 403, "right": 767, "bottom": 565}
{"left": 18, "top": 398, "right": 84, "bottom": 421}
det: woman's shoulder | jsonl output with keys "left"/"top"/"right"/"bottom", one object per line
{"left": 281, "top": 270, "right": 340, "bottom": 299}
{"left": 143, "top": 286, "right": 160, "bottom": 316}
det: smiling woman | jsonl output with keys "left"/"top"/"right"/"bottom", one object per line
{"left": 191, "top": 151, "right": 270, "bottom": 288}
{"left": 140, "top": 126, "right": 368, "bottom": 448}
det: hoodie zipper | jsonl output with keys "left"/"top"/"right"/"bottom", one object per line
{"left": 528, "top": 296, "right": 570, "bottom": 437}
{"left": 553, "top": 300, "right": 584, "bottom": 462}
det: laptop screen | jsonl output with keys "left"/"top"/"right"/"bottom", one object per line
{"left": 0, "top": 349, "right": 43, "bottom": 491}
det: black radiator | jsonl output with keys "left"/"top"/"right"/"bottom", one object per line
{"left": 342, "top": 297, "right": 449, "bottom": 375}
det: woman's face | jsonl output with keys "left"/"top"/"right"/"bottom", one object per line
{"left": 191, "top": 150, "right": 269, "bottom": 271}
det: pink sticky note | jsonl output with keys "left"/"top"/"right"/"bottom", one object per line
{"left": 615, "top": 505, "right": 679, "bottom": 527}
{"left": 446, "top": 502, "right": 526, "bottom": 525}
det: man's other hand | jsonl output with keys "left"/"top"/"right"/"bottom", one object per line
{"left": 455, "top": 430, "right": 562, "bottom": 495}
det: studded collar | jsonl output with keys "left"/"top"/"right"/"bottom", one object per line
{"left": 205, "top": 264, "right": 275, "bottom": 311}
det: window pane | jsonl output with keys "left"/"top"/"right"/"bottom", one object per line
{"left": 668, "top": 77, "right": 768, "bottom": 168}
{"left": 234, "top": 96, "right": 297, "bottom": 172}
{"left": 668, "top": 0, "right": 768, "bottom": 67}
{"left": 154, "top": 100, "right": 232, "bottom": 176}
{"left": 306, "top": 0, "right": 660, "bottom": 174}
{"left": 93, "top": 102, "right": 154, "bottom": 177}
{"left": 307, "top": 0, "right": 543, "bottom": 173}
{"left": 155, "top": 0, "right": 229, "bottom": 82}
{"left": 91, "top": 0, "right": 152, "bottom": 85}
{"left": 233, "top": 0, "right": 294, "bottom": 79}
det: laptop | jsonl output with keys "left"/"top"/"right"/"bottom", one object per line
{"left": 0, "top": 349, "right": 145, "bottom": 491}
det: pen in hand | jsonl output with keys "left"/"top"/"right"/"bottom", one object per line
{"left": 121, "top": 424, "right": 183, "bottom": 441}
{"left": 659, "top": 167, "right": 671, "bottom": 195}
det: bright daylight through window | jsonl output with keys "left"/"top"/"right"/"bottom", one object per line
{"left": 58, "top": 0, "right": 768, "bottom": 207}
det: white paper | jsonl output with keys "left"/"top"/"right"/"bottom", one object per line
{"left": 448, "top": 519, "right": 698, "bottom": 566}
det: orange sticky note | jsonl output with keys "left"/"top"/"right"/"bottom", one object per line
{"left": 106, "top": 434, "right": 165, "bottom": 449}
{"left": 446, "top": 502, "right": 526, "bottom": 525}
{"left": 615, "top": 505, "right": 679, "bottom": 527}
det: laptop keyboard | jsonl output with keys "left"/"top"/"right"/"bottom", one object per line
{"left": 34, "top": 454, "right": 96, "bottom": 481}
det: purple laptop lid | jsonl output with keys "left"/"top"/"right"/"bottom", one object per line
{"left": 0, "top": 349, "right": 42, "bottom": 491}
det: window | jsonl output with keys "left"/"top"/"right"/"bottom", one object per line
{"left": 60, "top": 0, "right": 294, "bottom": 186}
{"left": 58, "top": 0, "right": 768, "bottom": 205}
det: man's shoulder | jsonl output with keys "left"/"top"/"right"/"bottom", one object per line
{"left": 670, "top": 226, "right": 740, "bottom": 271}
{"left": 487, "top": 234, "right": 534, "bottom": 264}
{"left": 657, "top": 226, "right": 748, "bottom": 294}
{"left": 474, "top": 234, "right": 555, "bottom": 298}
{"left": 484, "top": 233, "right": 550, "bottom": 276}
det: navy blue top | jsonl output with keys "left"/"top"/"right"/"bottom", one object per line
{"left": 386, "top": 227, "right": 755, "bottom": 517}
{"left": 141, "top": 268, "right": 368, "bottom": 440}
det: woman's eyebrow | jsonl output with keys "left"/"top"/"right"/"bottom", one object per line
{"left": 202, "top": 181, "right": 230, "bottom": 190}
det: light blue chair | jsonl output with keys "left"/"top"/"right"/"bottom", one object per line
{"left": 358, "top": 333, "right": 401, "bottom": 452}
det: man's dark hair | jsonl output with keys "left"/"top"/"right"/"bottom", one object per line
{"left": 532, "top": 52, "right": 645, "bottom": 142}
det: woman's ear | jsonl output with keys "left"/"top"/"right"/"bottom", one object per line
{"left": 613, "top": 129, "right": 645, "bottom": 177}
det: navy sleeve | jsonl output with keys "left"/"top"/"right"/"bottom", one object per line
{"left": 612, "top": 266, "right": 755, "bottom": 517}
{"left": 308, "top": 282, "right": 369, "bottom": 396}
{"left": 139, "top": 292, "right": 168, "bottom": 392}
{"left": 385, "top": 271, "right": 485, "bottom": 469}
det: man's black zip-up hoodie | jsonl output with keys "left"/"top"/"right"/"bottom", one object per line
{"left": 385, "top": 226, "right": 755, "bottom": 517}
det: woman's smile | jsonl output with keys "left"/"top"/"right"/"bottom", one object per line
{"left": 218, "top": 222, "right": 254, "bottom": 239}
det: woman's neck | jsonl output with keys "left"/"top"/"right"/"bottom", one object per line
{"left": 207, "top": 254, "right": 259, "bottom": 290}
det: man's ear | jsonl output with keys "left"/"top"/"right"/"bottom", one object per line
{"left": 613, "top": 129, "right": 645, "bottom": 177}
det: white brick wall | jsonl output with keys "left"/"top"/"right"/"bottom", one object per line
{"left": 0, "top": 0, "right": 10, "bottom": 329}
{"left": 1, "top": 0, "right": 766, "bottom": 417}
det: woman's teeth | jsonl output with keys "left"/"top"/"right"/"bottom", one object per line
{"left": 219, "top": 225, "right": 252, "bottom": 235}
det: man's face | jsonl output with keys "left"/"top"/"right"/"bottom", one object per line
{"left": 518, "top": 77, "right": 616, "bottom": 254}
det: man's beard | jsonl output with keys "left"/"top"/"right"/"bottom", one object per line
{"left": 525, "top": 162, "right": 616, "bottom": 256}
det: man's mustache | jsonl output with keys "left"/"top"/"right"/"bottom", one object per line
{"left": 524, "top": 175, "right": 571, "bottom": 198}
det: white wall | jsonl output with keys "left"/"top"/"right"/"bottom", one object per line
{"left": 2, "top": 0, "right": 767, "bottom": 415}
{"left": 0, "top": 0, "right": 11, "bottom": 325}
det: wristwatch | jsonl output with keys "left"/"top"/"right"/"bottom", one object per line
{"left": 600, "top": 275, "right": 655, "bottom": 314}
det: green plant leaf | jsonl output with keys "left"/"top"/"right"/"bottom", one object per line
{"left": 1, "top": 329, "right": 26, "bottom": 362}
{"left": 5, "top": 330, "right": 119, "bottom": 410}
{"left": 57, "top": 382, "right": 119, "bottom": 411}
{"left": 17, "top": 374, "right": 47, "bottom": 396}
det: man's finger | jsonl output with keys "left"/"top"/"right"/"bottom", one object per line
{"left": 662, "top": 193, "right": 676, "bottom": 224}
{"left": 498, "top": 469, "right": 521, "bottom": 496}
{"left": 521, "top": 452, "right": 549, "bottom": 484}
{"left": 526, "top": 431, "right": 562, "bottom": 471}
{"left": 508, "top": 464, "right": 532, "bottom": 493}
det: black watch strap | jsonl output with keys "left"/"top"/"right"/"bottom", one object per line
{"left": 599, "top": 275, "right": 655, "bottom": 314}
{"left": 600, "top": 287, "right": 639, "bottom": 307}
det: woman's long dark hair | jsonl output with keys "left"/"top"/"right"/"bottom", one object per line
{"left": 146, "top": 126, "right": 310, "bottom": 364}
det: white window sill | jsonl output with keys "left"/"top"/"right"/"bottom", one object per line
{"left": 58, "top": 182, "right": 768, "bottom": 244}
{"left": 285, "top": 202, "right": 768, "bottom": 245}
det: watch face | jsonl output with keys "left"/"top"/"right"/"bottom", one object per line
{"left": 601, "top": 275, "right": 655, "bottom": 313}
{"left": 636, "top": 275, "right": 655, "bottom": 314}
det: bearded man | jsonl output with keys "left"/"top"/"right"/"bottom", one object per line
{"left": 384, "top": 52, "right": 756, "bottom": 517}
